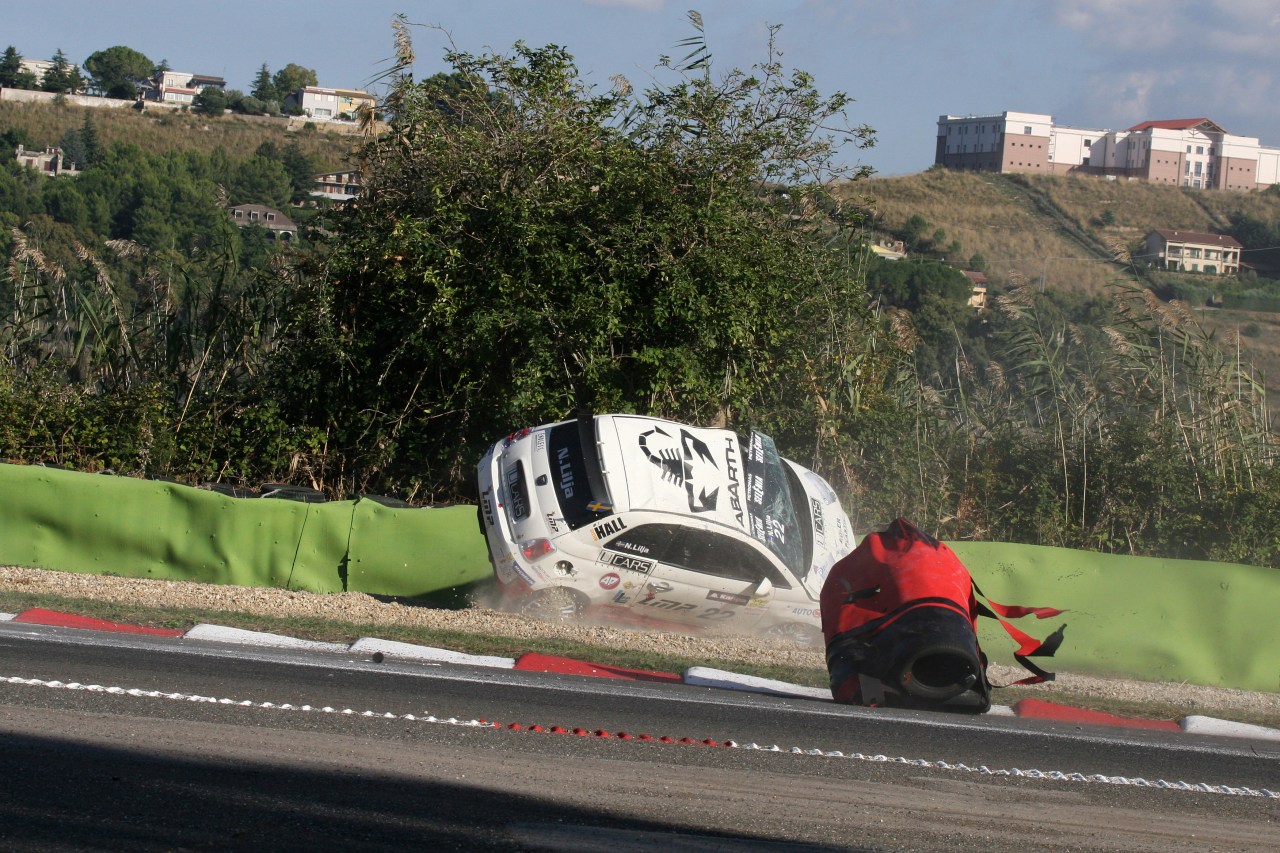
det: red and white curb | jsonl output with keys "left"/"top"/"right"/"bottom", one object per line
{"left": 3, "top": 607, "right": 1278, "bottom": 743}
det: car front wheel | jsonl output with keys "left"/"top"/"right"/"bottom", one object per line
{"left": 761, "top": 621, "right": 823, "bottom": 648}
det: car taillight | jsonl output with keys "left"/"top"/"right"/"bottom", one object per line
{"left": 520, "top": 538, "right": 555, "bottom": 562}
{"left": 503, "top": 427, "right": 532, "bottom": 447}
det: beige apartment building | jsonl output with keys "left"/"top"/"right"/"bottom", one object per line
{"left": 936, "top": 112, "right": 1280, "bottom": 190}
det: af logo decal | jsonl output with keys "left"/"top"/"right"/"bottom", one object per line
{"left": 638, "top": 425, "right": 720, "bottom": 513}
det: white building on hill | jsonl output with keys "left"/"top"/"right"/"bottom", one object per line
{"left": 936, "top": 112, "right": 1280, "bottom": 191}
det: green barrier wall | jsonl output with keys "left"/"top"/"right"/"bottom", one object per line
{"left": 0, "top": 464, "right": 491, "bottom": 598}
{"left": 3, "top": 463, "right": 1278, "bottom": 692}
{"left": 952, "top": 541, "right": 1280, "bottom": 694}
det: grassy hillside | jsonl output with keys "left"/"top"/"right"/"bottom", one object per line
{"left": 0, "top": 99, "right": 360, "bottom": 170}
{"left": 856, "top": 168, "right": 1280, "bottom": 291}
{"left": 851, "top": 168, "right": 1280, "bottom": 418}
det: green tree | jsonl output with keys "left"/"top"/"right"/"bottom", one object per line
{"left": 227, "top": 156, "right": 292, "bottom": 209}
{"left": 251, "top": 63, "right": 275, "bottom": 102}
{"left": 193, "top": 85, "right": 228, "bottom": 115}
{"left": 273, "top": 14, "right": 877, "bottom": 497}
{"left": 279, "top": 142, "right": 317, "bottom": 202}
{"left": 57, "top": 126, "right": 86, "bottom": 168}
{"left": 235, "top": 94, "right": 266, "bottom": 115}
{"left": 79, "top": 112, "right": 102, "bottom": 166}
{"left": 901, "top": 214, "right": 928, "bottom": 251}
{"left": 0, "top": 126, "right": 33, "bottom": 151}
{"left": 12, "top": 69, "right": 38, "bottom": 90}
{"left": 0, "top": 46, "right": 23, "bottom": 88}
{"left": 83, "top": 45, "right": 154, "bottom": 99}
{"left": 40, "top": 49, "right": 82, "bottom": 94}
{"left": 271, "top": 63, "right": 317, "bottom": 105}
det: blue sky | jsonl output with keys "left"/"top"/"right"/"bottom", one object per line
{"left": 7, "top": 0, "right": 1279, "bottom": 177}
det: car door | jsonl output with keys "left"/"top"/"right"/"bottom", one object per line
{"left": 601, "top": 522, "right": 787, "bottom": 633}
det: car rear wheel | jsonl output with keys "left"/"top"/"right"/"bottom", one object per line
{"left": 518, "top": 587, "right": 587, "bottom": 624}
{"left": 762, "top": 621, "right": 822, "bottom": 648}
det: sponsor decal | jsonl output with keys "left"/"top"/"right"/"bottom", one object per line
{"left": 505, "top": 465, "right": 527, "bottom": 519}
{"left": 480, "top": 489, "right": 495, "bottom": 528}
{"left": 747, "top": 596, "right": 770, "bottom": 609}
{"left": 641, "top": 598, "right": 697, "bottom": 613}
{"left": 746, "top": 432, "right": 766, "bottom": 506}
{"left": 791, "top": 607, "right": 821, "bottom": 619}
{"left": 638, "top": 425, "right": 720, "bottom": 514}
{"left": 512, "top": 562, "right": 537, "bottom": 587}
{"left": 599, "top": 572, "right": 621, "bottom": 590}
{"left": 743, "top": 431, "right": 787, "bottom": 550}
{"left": 607, "top": 552, "right": 654, "bottom": 574}
{"left": 609, "top": 539, "right": 650, "bottom": 555}
{"left": 810, "top": 497, "right": 826, "bottom": 550}
{"left": 591, "top": 517, "right": 628, "bottom": 541}
{"left": 724, "top": 436, "right": 743, "bottom": 525}
{"left": 640, "top": 581, "right": 673, "bottom": 604}
{"left": 556, "top": 445, "right": 575, "bottom": 498}
{"left": 611, "top": 590, "right": 631, "bottom": 605}
{"left": 546, "top": 513, "right": 562, "bottom": 533}
{"left": 706, "top": 590, "right": 751, "bottom": 606}
{"left": 534, "top": 430, "right": 546, "bottom": 451}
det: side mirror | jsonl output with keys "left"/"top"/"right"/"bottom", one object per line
{"left": 755, "top": 576, "right": 774, "bottom": 596}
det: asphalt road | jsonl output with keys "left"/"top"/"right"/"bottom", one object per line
{"left": 1, "top": 622, "right": 1277, "bottom": 852}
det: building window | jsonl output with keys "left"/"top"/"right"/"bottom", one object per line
{"left": 1186, "top": 145, "right": 1192, "bottom": 153}
{"left": 1084, "top": 139, "right": 1092, "bottom": 148}
{"left": 1196, "top": 145, "right": 1204, "bottom": 154}
{"left": 1195, "top": 162, "right": 1202, "bottom": 176}
{"left": 1024, "top": 126, "right": 1032, "bottom": 134}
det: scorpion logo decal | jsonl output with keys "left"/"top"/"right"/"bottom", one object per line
{"left": 638, "top": 426, "right": 720, "bottom": 513}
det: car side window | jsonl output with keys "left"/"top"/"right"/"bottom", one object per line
{"left": 603, "top": 523, "right": 685, "bottom": 564}
{"left": 607, "top": 523, "right": 789, "bottom": 588}
{"left": 676, "top": 529, "right": 791, "bottom": 587}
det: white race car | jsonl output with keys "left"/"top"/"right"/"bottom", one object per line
{"left": 476, "top": 413, "right": 856, "bottom": 644}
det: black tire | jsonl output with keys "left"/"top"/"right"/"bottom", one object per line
{"left": 518, "top": 587, "right": 587, "bottom": 624}
{"left": 761, "top": 621, "right": 823, "bottom": 648}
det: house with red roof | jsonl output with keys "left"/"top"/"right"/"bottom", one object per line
{"left": 1144, "top": 229, "right": 1242, "bottom": 275}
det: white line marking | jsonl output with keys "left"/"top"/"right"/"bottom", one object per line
{"left": 4, "top": 674, "right": 1274, "bottom": 799}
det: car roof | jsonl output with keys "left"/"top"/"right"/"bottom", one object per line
{"left": 596, "top": 414, "right": 753, "bottom": 535}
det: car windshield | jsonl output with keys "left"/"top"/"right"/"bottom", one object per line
{"left": 745, "top": 432, "right": 810, "bottom": 578}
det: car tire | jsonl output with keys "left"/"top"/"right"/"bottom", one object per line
{"left": 518, "top": 587, "right": 587, "bottom": 624}
{"left": 762, "top": 622, "right": 823, "bottom": 648}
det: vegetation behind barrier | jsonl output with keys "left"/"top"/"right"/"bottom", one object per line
{"left": 3, "top": 19, "right": 1280, "bottom": 569}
